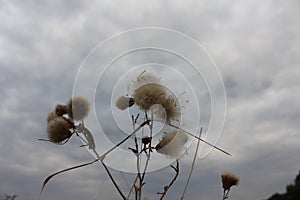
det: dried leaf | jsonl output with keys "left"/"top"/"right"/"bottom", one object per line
{"left": 39, "top": 159, "right": 99, "bottom": 200}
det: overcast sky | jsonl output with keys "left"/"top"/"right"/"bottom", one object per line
{"left": 1, "top": 0, "right": 300, "bottom": 200}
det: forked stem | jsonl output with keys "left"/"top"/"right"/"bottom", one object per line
{"left": 222, "top": 189, "right": 230, "bottom": 200}
{"left": 101, "top": 119, "right": 151, "bottom": 159}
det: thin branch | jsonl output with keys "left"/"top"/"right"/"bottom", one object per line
{"left": 167, "top": 123, "right": 231, "bottom": 156}
{"left": 157, "top": 160, "right": 180, "bottom": 200}
{"left": 222, "top": 190, "right": 226, "bottom": 200}
{"left": 101, "top": 160, "right": 127, "bottom": 200}
{"left": 131, "top": 113, "right": 154, "bottom": 200}
{"left": 120, "top": 171, "right": 131, "bottom": 191}
{"left": 222, "top": 189, "right": 230, "bottom": 200}
{"left": 136, "top": 152, "right": 142, "bottom": 181}
{"left": 99, "top": 118, "right": 148, "bottom": 200}
{"left": 139, "top": 114, "right": 153, "bottom": 186}
{"left": 126, "top": 176, "right": 139, "bottom": 199}
{"left": 101, "top": 119, "right": 151, "bottom": 159}
{"left": 135, "top": 145, "right": 152, "bottom": 200}
{"left": 141, "top": 152, "right": 151, "bottom": 181}
{"left": 180, "top": 127, "right": 203, "bottom": 200}
{"left": 127, "top": 115, "right": 144, "bottom": 200}
{"left": 39, "top": 159, "right": 99, "bottom": 200}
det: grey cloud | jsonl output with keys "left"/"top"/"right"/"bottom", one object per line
{"left": 1, "top": 0, "right": 300, "bottom": 199}
{"left": 224, "top": 74, "right": 273, "bottom": 99}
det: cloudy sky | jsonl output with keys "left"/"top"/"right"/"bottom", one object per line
{"left": 1, "top": 0, "right": 300, "bottom": 199}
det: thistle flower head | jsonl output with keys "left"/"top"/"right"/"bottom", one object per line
{"left": 67, "top": 96, "right": 90, "bottom": 120}
{"left": 221, "top": 172, "right": 239, "bottom": 190}
{"left": 131, "top": 72, "right": 181, "bottom": 121}
{"left": 47, "top": 111, "right": 57, "bottom": 123}
{"left": 155, "top": 130, "right": 188, "bottom": 158}
{"left": 115, "top": 96, "right": 135, "bottom": 110}
{"left": 46, "top": 117, "right": 73, "bottom": 143}
{"left": 55, "top": 104, "right": 68, "bottom": 116}
{"left": 133, "top": 83, "right": 165, "bottom": 110}
{"left": 155, "top": 94, "right": 181, "bottom": 121}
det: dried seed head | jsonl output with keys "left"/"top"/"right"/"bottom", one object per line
{"left": 115, "top": 96, "right": 134, "bottom": 110}
{"left": 156, "top": 94, "right": 181, "bottom": 121}
{"left": 221, "top": 172, "right": 239, "bottom": 190}
{"left": 131, "top": 72, "right": 164, "bottom": 110}
{"left": 55, "top": 104, "right": 68, "bottom": 116}
{"left": 47, "top": 111, "right": 57, "bottom": 124}
{"left": 131, "top": 72, "right": 181, "bottom": 121}
{"left": 142, "top": 136, "right": 152, "bottom": 145}
{"left": 67, "top": 96, "right": 90, "bottom": 120}
{"left": 155, "top": 130, "right": 188, "bottom": 158}
{"left": 133, "top": 83, "right": 165, "bottom": 110}
{"left": 47, "top": 117, "right": 72, "bottom": 143}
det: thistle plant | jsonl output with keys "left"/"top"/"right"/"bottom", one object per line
{"left": 39, "top": 71, "right": 234, "bottom": 200}
{"left": 221, "top": 172, "right": 239, "bottom": 200}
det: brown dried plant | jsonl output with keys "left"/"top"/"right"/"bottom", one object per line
{"left": 39, "top": 71, "right": 233, "bottom": 200}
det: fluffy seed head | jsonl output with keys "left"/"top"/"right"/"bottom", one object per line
{"left": 115, "top": 96, "right": 135, "bottom": 110}
{"left": 131, "top": 72, "right": 181, "bottom": 120}
{"left": 133, "top": 83, "right": 165, "bottom": 110}
{"left": 156, "top": 94, "right": 181, "bottom": 121}
{"left": 47, "top": 111, "right": 58, "bottom": 124}
{"left": 155, "top": 130, "right": 188, "bottom": 158}
{"left": 55, "top": 104, "right": 68, "bottom": 116}
{"left": 47, "top": 117, "right": 72, "bottom": 143}
{"left": 67, "top": 96, "right": 90, "bottom": 120}
{"left": 221, "top": 172, "right": 239, "bottom": 190}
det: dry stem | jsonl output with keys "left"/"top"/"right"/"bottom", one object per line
{"left": 157, "top": 160, "right": 180, "bottom": 200}
{"left": 180, "top": 127, "right": 203, "bottom": 200}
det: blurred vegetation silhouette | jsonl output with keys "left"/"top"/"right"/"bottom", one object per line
{"left": 267, "top": 171, "right": 300, "bottom": 200}
{"left": 3, "top": 195, "right": 17, "bottom": 200}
